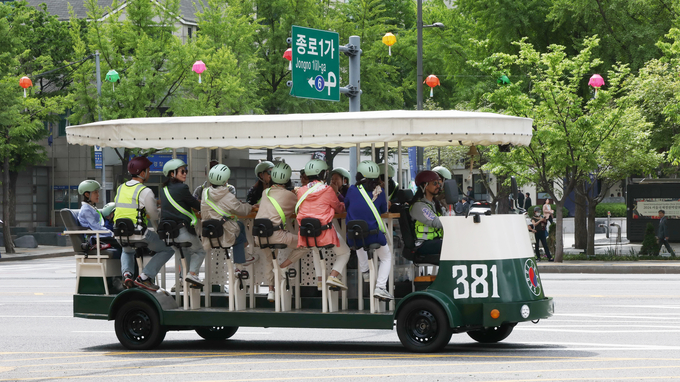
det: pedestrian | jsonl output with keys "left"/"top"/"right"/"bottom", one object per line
{"left": 543, "top": 198, "right": 554, "bottom": 224}
{"left": 344, "top": 160, "right": 393, "bottom": 301}
{"left": 295, "top": 159, "right": 351, "bottom": 290}
{"left": 529, "top": 207, "right": 553, "bottom": 261}
{"left": 517, "top": 191, "right": 525, "bottom": 211}
{"left": 246, "top": 161, "right": 274, "bottom": 205}
{"left": 114, "top": 156, "right": 175, "bottom": 291}
{"left": 523, "top": 192, "right": 532, "bottom": 211}
{"left": 77, "top": 180, "right": 121, "bottom": 258}
{"left": 466, "top": 185, "right": 475, "bottom": 201}
{"left": 656, "top": 210, "right": 676, "bottom": 257}
{"left": 454, "top": 197, "right": 466, "bottom": 216}
{"left": 160, "top": 159, "right": 207, "bottom": 287}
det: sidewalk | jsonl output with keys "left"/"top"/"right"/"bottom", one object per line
{"left": 0, "top": 246, "right": 75, "bottom": 262}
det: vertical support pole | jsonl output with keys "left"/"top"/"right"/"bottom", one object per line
{"left": 371, "top": 143, "right": 375, "bottom": 162}
{"left": 95, "top": 51, "right": 106, "bottom": 204}
{"left": 384, "top": 142, "right": 389, "bottom": 207}
{"left": 397, "top": 141, "right": 403, "bottom": 188}
{"left": 348, "top": 35, "right": 361, "bottom": 184}
{"left": 416, "top": 0, "right": 424, "bottom": 173}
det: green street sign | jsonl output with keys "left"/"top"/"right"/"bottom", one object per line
{"left": 290, "top": 25, "right": 340, "bottom": 102}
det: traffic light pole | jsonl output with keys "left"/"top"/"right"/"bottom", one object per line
{"left": 339, "top": 36, "right": 362, "bottom": 182}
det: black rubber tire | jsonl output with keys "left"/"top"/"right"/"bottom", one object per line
{"left": 195, "top": 326, "right": 239, "bottom": 341}
{"left": 467, "top": 323, "right": 515, "bottom": 343}
{"left": 396, "top": 299, "right": 452, "bottom": 353}
{"left": 114, "top": 300, "right": 166, "bottom": 350}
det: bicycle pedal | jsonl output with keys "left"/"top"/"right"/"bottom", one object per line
{"left": 238, "top": 270, "right": 250, "bottom": 280}
{"left": 286, "top": 268, "right": 297, "bottom": 278}
{"left": 328, "top": 286, "right": 341, "bottom": 292}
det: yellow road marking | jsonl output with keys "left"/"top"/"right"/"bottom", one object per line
{"left": 33, "top": 293, "right": 43, "bottom": 296}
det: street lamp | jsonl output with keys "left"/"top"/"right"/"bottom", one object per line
{"left": 416, "top": 0, "right": 445, "bottom": 171}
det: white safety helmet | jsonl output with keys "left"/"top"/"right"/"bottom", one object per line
{"left": 254, "top": 161, "right": 275, "bottom": 180}
{"left": 100, "top": 202, "right": 116, "bottom": 217}
{"left": 271, "top": 162, "right": 292, "bottom": 184}
{"left": 209, "top": 164, "right": 231, "bottom": 186}
{"left": 163, "top": 159, "right": 187, "bottom": 177}
{"left": 78, "top": 180, "right": 101, "bottom": 195}
{"left": 432, "top": 166, "right": 452, "bottom": 180}
{"left": 379, "top": 163, "right": 396, "bottom": 178}
{"left": 357, "top": 160, "right": 380, "bottom": 179}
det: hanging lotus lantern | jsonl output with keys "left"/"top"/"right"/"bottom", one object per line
{"left": 588, "top": 74, "right": 605, "bottom": 97}
{"left": 424, "top": 74, "right": 440, "bottom": 97}
{"left": 105, "top": 70, "right": 120, "bottom": 91}
{"left": 192, "top": 60, "right": 206, "bottom": 83}
{"left": 19, "top": 76, "right": 32, "bottom": 98}
{"left": 283, "top": 48, "right": 292, "bottom": 71}
{"left": 497, "top": 74, "right": 511, "bottom": 85}
{"left": 382, "top": 32, "right": 396, "bottom": 56}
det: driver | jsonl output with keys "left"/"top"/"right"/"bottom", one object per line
{"left": 409, "top": 170, "right": 445, "bottom": 263}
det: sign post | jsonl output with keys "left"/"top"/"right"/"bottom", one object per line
{"left": 290, "top": 26, "right": 340, "bottom": 101}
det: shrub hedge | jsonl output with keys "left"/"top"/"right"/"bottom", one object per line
{"left": 595, "top": 203, "right": 626, "bottom": 217}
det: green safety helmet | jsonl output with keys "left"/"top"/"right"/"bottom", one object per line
{"left": 163, "top": 159, "right": 187, "bottom": 177}
{"left": 358, "top": 160, "right": 380, "bottom": 179}
{"left": 304, "top": 159, "right": 328, "bottom": 176}
{"left": 271, "top": 162, "right": 292, "bottom": 184}
{"left": 330, "top": 167, "right": 350, "bottom": 181}
{"left": 432, "top": 166, "right": 452, "bottom": 180}
{"left": 254, "top": 161, "right": 275, "bottom": 180}
{"left": 379, "top": 163, "right": 395, "bottom": 178}
{"left": 100, "top": 202, "right": 116, "bottom": 217}
{"left": 208, "top": 164, "right": 231, "bottom": 186}
{"left": 78, "top": 180, "right": 101, "bottom": 195}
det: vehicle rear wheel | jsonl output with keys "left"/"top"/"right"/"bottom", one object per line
{"left": 467, "top": 323, "right": 516, "bottom": 343}
{"left": 195, "top": 326, "right": 239, "bottom": 341}
{"left": 114, "top": 300, "right": 166, "bottom": 350}
{"left": 397, "top": 299, "right": 452, "bottom": 353}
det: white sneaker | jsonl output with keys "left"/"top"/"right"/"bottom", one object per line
{"left": 362, "top": 271, "right": 370, "bottom": 283}
{"left": 267, "top": 290, "right": 275, "bottom": 302}
{"left": 185, "top": 273, "right": 204, "bottom": 287}
{"left": 317, "top": 280, "right": 322, "bottom": 291}
{"left": 238, "top": 253, "right": 259, "bottom": 267}
{"left": 326, "top": 276, "right": 347, "bottom": 290}
{"left": 373, "top": 287, "right": 393, "bottom": 300}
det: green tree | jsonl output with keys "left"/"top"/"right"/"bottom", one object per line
{"left": 0, "top": 1, "right": 69, "bottom": 253}
{"left": 475, "top": 36, "right": 661, "bottom": 260}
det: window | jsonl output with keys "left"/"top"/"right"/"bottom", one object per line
{"left": 57, "top": 113, "right": 69, "bottom": 137}
{"left": 188, "top": 27, "right": 192, "bottom": 39}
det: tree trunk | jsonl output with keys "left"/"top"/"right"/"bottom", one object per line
{"left": 3, "top": 157, "right": 15, "bottom": 254}
{"left": 574, "top": 185, "right": 587, "bottom": 250}
{"left": 586, "top": 202, "right": 598, "bottom": 257}
{"left": 8, "top": 170, "right": 18, "bottom": 226}
{"left": 553, "top": 199, "right": 566, "bottom": 262}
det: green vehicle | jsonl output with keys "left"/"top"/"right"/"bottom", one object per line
{"left": 66, "top": 110, "right": 553, "bottom": 353}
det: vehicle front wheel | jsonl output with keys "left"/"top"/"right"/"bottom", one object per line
{"left": 114, "top": 300, "right": 166, "bottom": 350}
{"left": 195, "top": 326, "right": 239, "bottom": 341}
{"left": 467, "top": 323, "right": 516, "bottom": 343}
{"left": 396, "top": 299, "right": 452, "bottom": 353}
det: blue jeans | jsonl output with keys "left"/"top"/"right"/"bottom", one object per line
{"left": 120, "top": 229, "right": 175, "bottom": 278}
{"left": 232, "top": 221, "right": 248, "bottom": 264}
{"left": 176, "top": 226, "right": 207, "bottom": 274}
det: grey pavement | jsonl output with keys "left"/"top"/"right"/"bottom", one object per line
{"left": 1, "top": 232, "right": 678, "bottom": 274}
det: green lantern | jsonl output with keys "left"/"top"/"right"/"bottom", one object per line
{"left": 497, "top": 75, "right": 511, "bottom": 85}
{"left": 105, "top": 70, "right": 120, "bottom": 91}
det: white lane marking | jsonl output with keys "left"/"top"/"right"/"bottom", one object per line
{"left": 516, "top": 327, "right": 680, "bottom": 333}
{"left": 71, "top": 331, "right": 112, "bottom": 333}
{"left": 602, "top": 305, "right": 680, "bottom": 309}
{"left": 554, "top": 313, "right": 680, "bottom": 319}
{"left": 0, "top": 316, "right": 71, "bottom": 318}
{"left": 516, "top": 341, "right": 680, "bottom": 350}
{"left": 0, "top": 301, "right": 72, "bottom": 303}
{"left": 525, "top": 324, "right": 680, "bottom": 329}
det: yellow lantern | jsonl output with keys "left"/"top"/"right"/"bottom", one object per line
{"left": 382, "top": 32, "right": 396, "bottom": 56}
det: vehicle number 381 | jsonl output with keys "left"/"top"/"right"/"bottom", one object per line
{"left": 451, "top": 264, "right": 500, "bottom": 299}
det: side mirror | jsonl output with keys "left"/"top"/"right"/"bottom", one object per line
{"left": 444, "top": 179, "right": 459, "bottom": 205}
{"left": 511, "top": 176, "right": 518, "bottom": 200}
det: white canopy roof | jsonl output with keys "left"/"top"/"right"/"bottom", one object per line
{"left": 66, "top": 110, "right": 533, "bottom": 149}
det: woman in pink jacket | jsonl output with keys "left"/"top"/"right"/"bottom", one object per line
{"left": 295, "top": 159, "right": 351, "bottom": 290}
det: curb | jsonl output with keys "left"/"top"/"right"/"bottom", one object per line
{"left": 0, "top": 251, "right": 75, "bottom": 262}
{"left": 538, "top": 264, "right": 680, "bottom": 274}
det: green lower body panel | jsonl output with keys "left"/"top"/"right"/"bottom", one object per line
{"left": 481, "top": 297, "right": 554, "bottom": 327}
{"left": 74, "top": 294, "right": 115, "bottom": 319}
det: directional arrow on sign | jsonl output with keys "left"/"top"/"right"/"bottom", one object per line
{"left": 307, "top": 77, "right": 315, "bottom": 88}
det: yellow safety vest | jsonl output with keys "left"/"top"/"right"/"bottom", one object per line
{"left": 113, "top": 183, "right": 148, "bottom": 224}
{"left": 410, "top": 203, "right": 443, "bottom": 240}
{"left": 163, "top": 187, "right": 198, "bottom": 226}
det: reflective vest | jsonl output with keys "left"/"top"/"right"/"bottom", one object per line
{"left": 357, "top": 185, "right": 386, "bottom": 233}
{"left": 388, "top": 181, "right": 399, "bottom": 200}
{"left": 163, "top": 187, "right": 198, "bottom": 226}
{"left": 114, "top": 183, "right": 148, "bottom": 224}
{"left": 295, "top": 182, "right": 322, "bottom": 214}
{"left": 203, "top": 188, "right": 236, "bottom": 221}
{"left": 410, "top": 202, "right": 443, "bottom": 240}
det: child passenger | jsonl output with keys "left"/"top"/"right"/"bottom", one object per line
{"left": 344, "top": 160, "right": 393, "bottom": 300}
{"left": 77, "top": 180, "right": 122, "bottom": 258}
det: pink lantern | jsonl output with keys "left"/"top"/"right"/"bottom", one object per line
{"left": 588, "top": 74, "right": 604, "bottom": 97}
{"left": 192, "top": 60, "right": 206, "bottom": 83}
{"left": 283, "top": 48, "right": 292, "bottom": 70}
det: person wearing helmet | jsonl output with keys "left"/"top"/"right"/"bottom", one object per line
{"left": 99, "top": 202, "right": 116, "bottom": 231}
{"left": 201, "top": 163, "right": 258, "bottom": 270}
{"left": 378, "top": 163, "right": 398, "bottom": 203}
{"left": 295, "top": 159, "right": 351, "bottom": 290}
{"left": 529, "top": 206, "right": 552, "bottom": 261}
{"left": 253, "top": 162, "right": 309, "bottom": 301}
{"left": 330, "top": 167, "right": 350, "bottom": 202}
{"left": 77, "top": 180, "right": 121, "bottom": 258}
{"left": 160, "top": 159, "right": 207, "bottom": 287}
{"left": 409, "top": 170, "right": 446, "bottom": 263}
{"left": 114, "top": 156, "right": 174, "bottom": 291}
{"left": 193, "top": 160, "right": 236, "bottom": 201}
{"left": 246, "top": 160, "right": 275, "bottom": 205}
{"left": 344, "top": 160, "right": 393, "bottom": 300}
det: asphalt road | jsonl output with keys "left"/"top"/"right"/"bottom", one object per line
{"left": 1, "top": 257, "right": 680, "bottom": 381}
